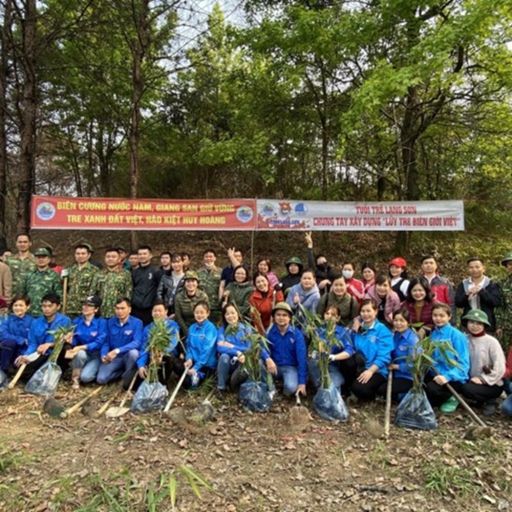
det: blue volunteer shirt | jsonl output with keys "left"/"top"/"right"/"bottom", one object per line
{"left": 317, "top": 324, "right": 354, "bottom": 356}
{"left": 72, "top": 315, "right": 107, "bottom": 354}
{"left": 24, "top": 313, "right": 72, "bottom": 355}
{"left": 186, "top": 320, "right": 218, "bottom": 371}
{"left": 391, "top": 328, "right": 419, "bottom": 381}
{"left": 430, "top": 323, "right": 469, "bottom": 383}
{"left": 0, "top": 314, "right": 33, "bottom": 348}
{"left": 136, "top": 319, "right": 180, "bottom": 368}
{"left": 216, "top": 323, "right": 253, "bottom": 357}
{"left": 101, "top": 315, "right": 143, "bottom": 358}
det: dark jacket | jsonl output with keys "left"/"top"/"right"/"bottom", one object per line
{"left": 132, "top": 265, "right": 163, "bottom": 310}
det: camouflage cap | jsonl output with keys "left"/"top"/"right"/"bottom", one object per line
{"left": 272, "top": 301, "right": 293, "bottom": 316}
{"left": 462, "top": 309, "right": 490, "bottom": 327}
{"left": 501, "top": 251, "right": 512, "bottom": 267}
{"left": 285, "top": 256, "right": 303, "bottom": 267}
{"left": 184, "top": 270, "right": 199, "bottom": 281}
{"left": 34, "top": 247, "right": 52, "bottom": 257}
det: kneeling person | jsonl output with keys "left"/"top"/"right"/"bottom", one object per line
{"left": 96, "top": 298, "right": 143, "bottom": 388}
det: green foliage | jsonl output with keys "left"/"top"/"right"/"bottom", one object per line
{"left": 147, "top": 320, "right": 172, "bottom": 383}
{"left": 239, "top": 325, "right": 270, "bottom": 382}
{"left": 47, "top": 326, "right": 75, "bottom": 363}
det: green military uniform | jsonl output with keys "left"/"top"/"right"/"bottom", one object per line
{"left": 91, "top": 268, "right": 132, "bottom": 318}
{"left": 64, "top": 262, "right": 99, "bottom": 317}
{"left": 7, "top": 255, "right": 36, "bottom": 297}
{"left": 496, "top": 252, "right": 512, "bottom": 350}
{"left": 197, "top": 265, "right": 222, "bottom": 323}
{"left": 174, "top": 288, "right": 209, "bottom": 337}
{"left": 23, "top": 269, "right": 62, "bottom": 316}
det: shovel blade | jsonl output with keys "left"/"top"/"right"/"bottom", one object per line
{"left": 105, "top": 406, "right": 130, "bottom": 418}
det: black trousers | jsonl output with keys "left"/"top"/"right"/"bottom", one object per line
{"left": 376, "top": 377, "right": 413, "bottom": 402}
{"left": 351, "top": 372, "right": 387, "bottom": 401}
{"left": 20, "top": 343, "right": 73, "bottom": 382}
{"left": 424, "top": 375, "right": 463, "bottom": 406}
{"left": 133, "top": 355, "right": 183, "bottom": 391}
{"left": 461, "top": 381, "right": 503, "bottom": 405}
{"left": 131, "top": 307, "right": 153, "bottom": 326}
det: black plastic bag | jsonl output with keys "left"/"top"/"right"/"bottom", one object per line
{"left": 395, "top": 388, "right": 438, "bottom": 430}
{"left": 131, "top": 380, "right": 168, "bottom": 413}
{"left": 25, "top": 361, "right": 62, "bottom": 396}
{"left": 313, "top": 384, "right": 349, "bottom": 422}
{"left": 238, "top": 380, "right": 272, "bottom": 412}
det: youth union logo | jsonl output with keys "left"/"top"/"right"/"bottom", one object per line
{"left": 236, "top": 206, "right": 254, "bottom": 223}
{"left": 36, "top": 202, "right": 56, "bottom": 221}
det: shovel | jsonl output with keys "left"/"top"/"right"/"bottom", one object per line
{"left": 189, "top": 389, "right": 216, "bottom": 424}
{"left": 64, "top": 386, "right": 103, "bottom": 417}
{"left": 163, "top": 367, "right": 188, "bottom": 413}
{"left": 105, "top": 373, "right": 138, "bottom": 418}
{"left": 7, "top": 352, "right": 40, "bottom": 389}
{"left": 384, "top": 369, "right": 393, "bottom": 439}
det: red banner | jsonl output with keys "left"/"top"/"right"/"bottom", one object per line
{"left": 31, "top": 196, "right": 257, "bottom": 231}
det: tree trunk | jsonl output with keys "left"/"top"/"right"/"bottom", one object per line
{"left": 17, "top": 0, "right": 37, "bottom": 234}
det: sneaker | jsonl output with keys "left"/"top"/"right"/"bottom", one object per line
{"left": 482, "top": 401, "right": 496, "bottom": 417}
{"left": 440, "top": 396, "right": 459, "bottom": 414}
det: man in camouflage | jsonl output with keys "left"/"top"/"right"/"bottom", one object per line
{"left": 91, "top": 248, "right": 132, "bottom": 318}
{"left": 63, "top": 244, "right": 99, "bottom": 317}
{"left": 197, "top": 249, "right": 222, "bottom": 323}
{"left": 23, "top": 248, "right": 63, "bottom": 316}
{"left": 496, "top": 252, "right": 512, "bottom": 350}
{"left": 7, "top": 233, "right": 36, "bottom": 297}
{"left": 174, "top": 271, "right": 209, "bottom": 337}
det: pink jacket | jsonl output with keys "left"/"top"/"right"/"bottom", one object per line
{"left": 365, "top": 285, "right": 402, "bottom": 325}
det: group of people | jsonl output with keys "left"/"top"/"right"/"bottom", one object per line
{"left": 0, "top": 232, "right": 512, "bottom": 419}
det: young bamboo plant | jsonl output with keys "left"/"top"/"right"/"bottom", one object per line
{"left": 240, "top": 329, "right": 270, "bottom": 383}
{"left": 296, "top": 305, "right": 344, "bottom": 390}
{"left": 147, "top": 319, "right": 173, "bottom": 383}
{"left": 48, "top": 325, "right": 76, "bottom": 363}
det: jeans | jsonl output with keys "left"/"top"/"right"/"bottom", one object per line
{"left": 217, "top": 353, "right": 238, "bottom": 390}
{"left": 502, "top": 394, "right": 512, "bottom": 417}
{"left": 72, "top": 350, "right": 101, "bottom": 383}
{"left": 96, "top": 349, "right": 139, "bottom": 387}
{"left": 276, "top": 365, "right": 299, "bottom": 396}
{"left": 308, "top": 358, "right": 344, "bottom": 391}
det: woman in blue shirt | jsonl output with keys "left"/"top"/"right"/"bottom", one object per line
{"left": 350, "top": 299, "right": 394, "bottom": 401}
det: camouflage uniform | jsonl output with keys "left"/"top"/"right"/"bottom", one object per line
{"left": 64, "top": 262, "right": 99, "bottom": 317}
{"left": 197, "top": 265, "right": 221, "bottom": 323}
{"left": 91, "top": 268, "right": 132, "bottom": 318}
{"left": 7, "top": 255, "right": 36, "bottom": 297}
{"left": 23, "top": 269, "right": 63, "bottom": 316}
{"left": 174, "top": 289, "right": 209, "bottom": 337}
{"left": 496, "top": 274, "right": 512, "bottom": 350}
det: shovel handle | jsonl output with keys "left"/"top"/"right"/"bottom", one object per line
{"left": 295, "top": 392, "right": 301, "bottom": 406}
{"left": 445, "top": 380, "right": 487, "bottom": 427}
{"left": 118, "top": 373, "right": 138, "bottom": 409}
{"left": 96, "top": 391, "right": 121, "bottom": 417}
{"left": 7, "top": 364, "right": 27, "bottom": 389}
{"left": 65, "top": 386, "right": 102, "bottom": 416}
{"left": 164, "top": 367, "right": 188, "bottom": 412}
{"left": 384, "top": 369, "right": 393, "bottom": 439}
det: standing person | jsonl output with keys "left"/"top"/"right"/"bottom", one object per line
{"left": 135, "top": 300, "right": 181, "bottom": 388}
{"left": 197, "top": 249, "right": 222, "bottom": 324}
{"left": 0, "top": 296, "right": 33, "bottom": 375}
{"left": 7, "top": 233, "right": 36, "bottom": 297}
{"left": 223, "top": 265, "right": 253, "bottom": 320}
{"left": 183, "top": 301, "right": 217, "bottom": 388}
{"left": 0, "top": 259, "right": 12, "bottom": 306}
{"left": 502, "top": 346, "right": 512, "bottom": 418}
{"left": 376, "top": 309, "right": 418, "bottom": 401}
{"left": 280, "top": 257, "right": 304, "bottom": 297}
{"left": 117, "top": 247, "right": 130, "bottom": 270}
{"left": 361, "top": 262, "right": 376, "bottom": 294}
{"left": 496, "top": 251, "right": 512, "bottom": 351}
{"left": 131, "top": 245, "right": 162, "bottom": 326}
{"left": 305, "top": 232, "right": 336, "bottom": 295}
{"left": 156, "top": 253, "right": 185, "bottom": 314}
{"left": 263, "top": 302, "right": 307, "bottom": 398}
{"left": 365, "top": 274, "right": 401, "bottom": 328}
{"left": 341, "top": 261, "right": 365, "bottom": 304}
{"left": 316, "top": 275, "right": 359, "bottom": 326}
{"left": 174, "top": 271, "right": 209, "bottom": 337}
{"left": 96, "top": 298, "right": 143, "bottom": 388}
{"left": 219, "top": 248, "right": 246, "bottom": 299}
{"left": 181, "top": 252, "right": 192, "bottom": 272}
{"left": 255, "top": 258, "right": 279, "bottom": 288}
{"left": 460, "top": 309, "right": 506, "bottom": 416}
{"left": 286, "top": 270, "right": 321, "bottom": 319}
{"left": 14, "top": 293, "right": 72, "bottom": 381}
{"left": 127, "top": 252, "right": 139, "bottom": 271}
{"left": 425, "top": 303, "right": 470, "bottom": 413}
{"left": 159, "top": 252, "right": 172, "bottom": 272}
{"left": 420, "top": 255, "right": 455, "bottom": 317}
{"left": 404, "top": 277, "right": 434, "bottom": 337}
{"left": 455, "top": 257, "right": 502, "bottom": 333}
{"left": 64, "top": 295, "right": 106, "bottom": 389}
{"left": 91, "top": 248, "right": 133, "bottom": 318}
{"left": 349, "top": 299, "right": 394, "bottom": 401}
{"left": 23, "top": 248, "right": 63, "bottom": 317}
{"left": 63, "top": 244, "right": 99, "bottom": 318}
{"left": 388, "top": 257, "right": 410, "bottom": 302}
{"left": 249, "top": 273, "right": 284, "bottom": 334}
{"left": 47, "top": 247, "right": 63, "bottom": 275}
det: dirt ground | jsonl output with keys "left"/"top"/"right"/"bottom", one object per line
{"left": 1, "top": 381, "right": 511, "bottom": 512}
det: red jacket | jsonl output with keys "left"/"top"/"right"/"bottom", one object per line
{"left": 346, "top": 278, "right": 365, "bottom": 304}
{"left": 504, "top": 347, "right": 512, "bottom": 380}
{"left": 250, "top": 287, "right": 284, "bottom": 334}
{"left": 405, "top": 301, "right": 434, "bottom": 330}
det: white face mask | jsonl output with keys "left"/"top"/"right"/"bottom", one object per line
{"left": 342, "top": 270, "right": 354, "bottom": 279}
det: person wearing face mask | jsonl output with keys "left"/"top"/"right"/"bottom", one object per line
{"left": 305, "top": 232, "right": 337, "bottom": 295}
{"left": 455, "top": 257, "right": 502, "bottom": 333}
{"left": 365, "top": 274, "right": 401, "bottom": 328}
{"left": 341, "top": 262, "right": 365, "bottom": 304}
{"left": 317, "top": 275, "right": 359, "bottom": 326}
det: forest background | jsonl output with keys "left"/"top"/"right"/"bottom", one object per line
{"left": 0, "top": 0, "right": 511, "bottom": 271}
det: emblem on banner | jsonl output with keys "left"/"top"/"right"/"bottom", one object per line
{"left": 236, "top": 206, "right": 254, "bottom": 223}
{"left": 35, "top": 202, "right": 56, "bottom": 221}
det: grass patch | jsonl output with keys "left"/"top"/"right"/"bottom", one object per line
{"left": 424, "top": 464, "right": 475, "bottom": 496}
